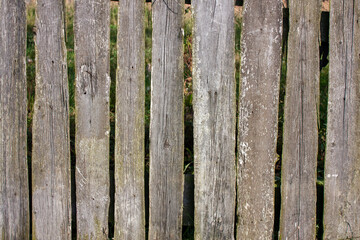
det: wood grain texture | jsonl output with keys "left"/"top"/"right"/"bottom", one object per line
{"left": 280, "top": 0, "right": 321, "bottom": 239}
{"left": 192, "top": 0, "right": 236, "bottom": 239}
{"left": 237, "top": 0, "right": 282, "bottom": 239}
{"left": 0, "top": 0, "right": 29, "bottom": 238}
{"left": 32, "top": 0, "right": 71, "bottom": 238}
{"left": 324, "top": 1, "right": 360, "bottom": 239}
{"left": 115, "top": 0, "right": 145, "bottom": 239}
{"left": 74, "top": 0, "right": 110, "bottom": 238}
{"left": 149, "top": 0, "right": 184, "bottom": 239}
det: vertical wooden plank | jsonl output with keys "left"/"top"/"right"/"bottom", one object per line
{"left": 149, "top": 0, "right": 184, "bottom": 239}
{"left": 32, "top": 0, "right": 71, "bottom": 238}
{"left": 237, "top": 0, "right": 282, "bottom": 239}
{"left": 280, "top": 0, "right": 321, "bottom": 239}
{"left": 193, "top": 0, "right": 236, "bottom": 239}
{"left": 0, "top": 0, "right": 29, "bottom": 238}
{"left": 74, "top": 0, "right": 110, "bottom": 238}
{"left": 115, "top": 0, "right": 145, "bottom": 239}
{"left": 324, "top": 1, "right": 360, "bottom": 239}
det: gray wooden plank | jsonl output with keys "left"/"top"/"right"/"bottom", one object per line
{"left": 0, "top": 0, "right": 29, "bottom": 238}
{"left": 237, "top": 0, "right": 282, "bottom": 239}
{"left": 115, "top": 0, "right": 145, "bottom": 239}
{"left": 323, "top": 0, "right": 360, "bottom": 239}
{"left": 280, "top": 0, "right": 321, "bottom": 239}
{"left": 74, "top": 0, "right": 110, "bottom": 238}
{"left": 149, "top": 0, "right": 184, "bottom": 239}
{"left": 192, "top": 0, "right": 236, "bottom": 239}
{"left": 32, "top": 0, "right": 71, "bottom": 238}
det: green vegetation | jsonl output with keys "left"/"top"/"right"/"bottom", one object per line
{"left": 25, "top": 3, "right": 329, "bottom": 240}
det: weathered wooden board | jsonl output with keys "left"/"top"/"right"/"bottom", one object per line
{"left": 324, "top": 1, "right": 360, "bottom": 239}
{"left": 149, "top": 0, "right": 184, "bottom": 239}
{"left": 193, "top": 0, "right": 236, "bottom": 239}
{"left": 32, "top": 0, "right": 71, "bottom": 238}
{"left": 74, "top": 0, "right": 110, "bottom": 238}
{"left": 0, "top": 0, "right": 29, "bottom": 238}
{"left": 115, "top": 0, "right": 145, "bottom": 239}
{"left": 237, "top": 0, "right": 282, "bottom": 239}
{"left": 280, "top": 0, "right": 321, "bottom": 239}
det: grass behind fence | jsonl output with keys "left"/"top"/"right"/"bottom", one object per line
{"left": 25, "top": 3, "right": 329, "bottom": 239}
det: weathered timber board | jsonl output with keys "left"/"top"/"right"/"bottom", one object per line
{"left": 237, "top": 0, "right": 282, "bottom": 239}
{"left": 193, "top": 0, "right": 236, "bottom": 239}
{"left": 149, "top": 0, "right": 184, "bottom": 239}
{"left": 324, "top": 0, "right": 360, "bottom": 239}
{"left": 0, "top": 0, "right": 29, "bottom": 238}
{"left": 74, "top": 0, "right": 110, "bottom": 238}
{"left": 115, "top": 0, "right": 145, "bottom": 239}
{"left": 280, "top": 0, "right": 321, "bottom": 239}
{"left": 32, "top": 0, "right": 71, "bottom": 238}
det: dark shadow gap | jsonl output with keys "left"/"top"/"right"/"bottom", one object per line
{"left": 63, "top": 4, "right": 77, "bottom": 238}
{"left": 182, "top": 4, "right": 194, "bottom": 239}
{"left": 144, "top": 4, "right": 152, "bottom": 239}
{"left": 273, "top": 57, "right": 287, "bottom": 240}
{"left": 70, "top": 118, "right": 77, "bottom": 240}
{"left": 108, "top": 3, "right": 118, "bottom": 238}
{"left": 108, "top": 120, "right": 115, "bottom": 238}
{"left": 273, "top": 7, "right": 289, "bottom": 239}
{"left": 112, "top": 0, "right": 243, "bottom": 6}
{"left": 316, "top": 11, "right": 329, "bottom": 240}
{"left": 27, "top": 122, "right": 33, "bottom": 240}
{"left": 234, "top": 10, "right": 242, "bottom": 239}
{"left": 26, "top": 6, "right": 36, "bottom": 239}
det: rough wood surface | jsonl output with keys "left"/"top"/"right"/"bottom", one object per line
{"left": 0, "top": 0, "right": 29, "bottom": 238}
{"left": 237, "top": 0, "right": 282, "bottom": 239}
{"left": 280, "top": 0, "right": 321, "bottom": 239}
{"left": 149, "top": 0, "right": 184, "bottom": 239}
{"left": 115, "top": 0, "right": 145, "bottom": 239}
{"left": 74, "top": 0, "right": 110, "bottom": 238}
{"left": 32, "top": 0, "right": 71, "bottom": 238}
{"left": 193, "top": 0, "right": 236, "bottom": 239}
{"left": 324, "top": 1, "right": 360, "bottom": 239}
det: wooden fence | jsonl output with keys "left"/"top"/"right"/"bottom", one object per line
{"left": 0, "top": 0, "right": 359, "bottom": 239}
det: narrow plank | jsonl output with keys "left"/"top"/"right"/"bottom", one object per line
{"left": 149, "top": 0, "right": 184, "bottom": 239}
{"left": 324, "top": 1, "right": 360, "bottom": 239}
{"left": 115, "top": 0, "right": 145, "bottom": 239}
{"left": 237, "top": 0, "right": 282, "bottom": 239}
{"left": 74, "top": 0, "right": 110, "bottom": 238}
{"left": 32, "top": 0, "right": 71, "bottom": 238}
{"left": 193, "top": 0, "right": 236, "bottom": 239}
{"left": 280, "top": 0, "right": 321, "bottom": 239}
{"left": 0, "top": 0, "right": 29, "bottom": 238}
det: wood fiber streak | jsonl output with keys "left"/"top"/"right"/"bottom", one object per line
{"left": 324, "top": 0, "right": 360, "bottom": 239}
{"left": 74, "top": 0, "right": 110, "bottom": 238}
{"left": 193, "top": 0, "right": 236, "bottom": 239}
{"left": 149, "top": 0, "right": 184, "bottom": 239}
{"left": 280, "top": 0, "right": 321, "bottom": 239}
{"left": 115, "top": 0, "right": 145, "bottom": 239}
{"left": 32, "top": 0, "right": 71, "bottom": 238}
{"left": 237, "top": 0, "right": 282, "bottom": 239}
{"left": 0, "top": 0, "right": 29, "bottom": 238}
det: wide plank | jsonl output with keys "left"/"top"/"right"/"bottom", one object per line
{"left": 0, "top": 0, "right": 29, "bottom": 238}
{"left": 324, "top": 0, "right": 360, "bottom": 239}
{"left": 74, "top": 0, "right": 111, "bottom": 238}
{"left": 115, "top": 0, "right": 145, "bottom": 239}
{"left": 280, "top": 0, "right": 321, "bottom": 239}
{"left": 193, "top": 0, "right": 236, "bottom": 239}
{"left": 237, "top": 0, "right": 282, "bottom": 239}
{"left": 32, "top": 0, "right": 71, "bottom": 238}
{"left": 149, "top": 0, "right": 184, "bottom": 239}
